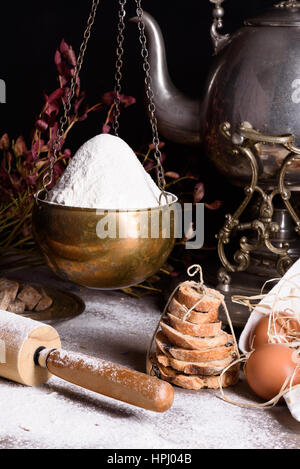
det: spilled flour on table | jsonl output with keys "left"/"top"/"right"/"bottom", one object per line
{"left": 0, "top": 373, "right": 295, "bottom": 449}
{"left": 0, "top": 267, "right": 299, "bottom": 449}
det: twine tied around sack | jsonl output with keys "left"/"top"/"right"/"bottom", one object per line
{"left": 146, "top": 264, "right": 240, "bottom": 377}
{"left": 232, "top": 272, "right": 300, "bottom": 346}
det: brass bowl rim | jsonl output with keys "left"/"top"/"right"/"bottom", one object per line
{"left": 34, "top": 190, "right": 178, "bottom": 213}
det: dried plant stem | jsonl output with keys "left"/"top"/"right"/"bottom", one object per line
{"left": 166, "top": 176, "right": 198, "bottom": 188}
{"left": 133, "top": 284, "right": 162, "bottom": 293}
{"left": 3, "top": 208, "right": 32, "bottom": 248}
{"left": 86, "top": 102, "right": 103, "bottom": 113}
{"left": 159, "top": 268, "right": 172, "bottom": 275}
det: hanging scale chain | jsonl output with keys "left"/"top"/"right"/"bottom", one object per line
{"left": 113, "top": 0, "right": 127, "bottom": 136}
{"left": 113, "top": 0, "right": 167, "bottom": 198}
{"left": 134, "top": 0, "right": 167, "bottom": 198}
{"left": 43, "top": 0, "right": 100, "bottom": 192}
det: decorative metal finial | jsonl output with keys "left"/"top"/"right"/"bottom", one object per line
{"left": 210, "top": 0, "right": 225, "bottom": 22}
{"left": 209, "top": 0, "right": 230, "bottom": 55}
{"left": 275, "top": 0, "right": 300, "bottom": 9}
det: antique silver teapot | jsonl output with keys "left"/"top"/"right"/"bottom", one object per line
{"left": 137, "top": 0, "right": 300, "bottom": 189}
{"left": 135, "top": 0, "right": 300, "bottom": 319}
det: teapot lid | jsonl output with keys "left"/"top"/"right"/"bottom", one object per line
{"left": 245, "top": 1, "right": 300, "bottom": 26}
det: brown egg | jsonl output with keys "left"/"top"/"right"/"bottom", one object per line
{"left": 251, "top": 314, "right": 300, "bottom": 350}
{"left": 245, "top": 344, "right": 300, "bottom": 401}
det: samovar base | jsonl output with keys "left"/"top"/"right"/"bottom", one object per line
{"left": 210, "top": 122, "right": 300, "bottom": 326}
{"left": 205, "top": 212, "right": 300, "bottom": 327}
{"left": 205, "top": 226, "right": 300, "bottom": 327}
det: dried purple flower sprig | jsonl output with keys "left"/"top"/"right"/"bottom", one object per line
{"left": 0, "top": 40, "right": 136, "bottom": 252}
{"left": 0, "top": 39, "right": 223, "bottom": 291}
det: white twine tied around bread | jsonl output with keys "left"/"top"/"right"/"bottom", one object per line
{"left": 146, "top": 264, "right": 240, "bottom": 377}
{"left": 218, "top": 272, "right": 300, "bottom": 409}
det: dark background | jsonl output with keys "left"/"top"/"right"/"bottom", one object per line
{"left": 0, "top": 0, "right": 274, "bottom": 143}
{"left": 0, "top": 0, "right": 275, "bottom": 240}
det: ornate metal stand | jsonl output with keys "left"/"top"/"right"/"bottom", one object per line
{"left": 216, "top": 122, "right": 300, "bottom": 292}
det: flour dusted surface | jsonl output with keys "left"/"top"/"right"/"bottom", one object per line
{"left": 49, "top": 134, "right": 164, "bottom": 209}
{"left": 1, "top": 265, "right": 299, "bottom": 449}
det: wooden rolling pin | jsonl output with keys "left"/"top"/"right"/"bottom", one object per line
{"left": 0, "top": 309, "right": 174, "bottom": 412}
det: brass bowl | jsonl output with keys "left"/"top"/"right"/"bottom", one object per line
{"left": 32, "top": 191, "right": 178, "bottom": 289}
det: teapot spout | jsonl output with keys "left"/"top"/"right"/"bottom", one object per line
{"left": 130, "top": 12, "right": 202, "bottom": 147}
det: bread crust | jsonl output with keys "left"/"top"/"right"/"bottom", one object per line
{"left": 153, "top": 358, "right": 240, "bottom": 390}
{"left": 160, "top": 321, "right": 229, "bottom": 350}
{"left": 177, "top": 284, "right": 223, "bottom": 312}
{"left": 17, "top": 285, "right": 42, "bottom": 311}
{"left": 0, "top": 278, "right": 19, "bottom": 303}
{"left": 0, "top": 290, "right": 11, "bottom": 311}
{"left": 167, "top": 313, "right": 222, "bottom": 337}
{"left": 168, "top": 298, "right": 218, "bottom": 325}
{"left": 7, "top": 299, "right": 25, "bottom": 314}
{"left": 155, "top": 331, "right": 235, "bottom": 362}
{"left": 35, "top": 288, "right": 53, "bottom": 312}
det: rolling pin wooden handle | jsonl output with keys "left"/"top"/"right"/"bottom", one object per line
{"left": 38, "top": 348, "right": 174, "bottom": 413}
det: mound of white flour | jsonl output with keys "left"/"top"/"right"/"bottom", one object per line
{"left": 49, "top": 134, "right": 164, "bottom": 209}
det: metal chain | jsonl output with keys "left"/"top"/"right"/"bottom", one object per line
{"left": 43, "top": 0, "right": 100, "bottom": 191}
{"left": 134, "top": 0, "right": 167, "bottom": 197}
{"left": 113, "top": 0, "right": 127, "bottom": 136}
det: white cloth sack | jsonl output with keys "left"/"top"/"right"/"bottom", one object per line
{"left": 239, "top": 258, "right": 300, "bottom": 353}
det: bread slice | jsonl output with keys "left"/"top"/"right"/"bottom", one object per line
{"left": 167, "top": 313, "right": 222, "bottom": 337}
{"left": 7, "top": 299, "right": 25, "bottom": 314}
{"left": 153, "top": 357, "right": 240, "bottom": 390}
{"left": 160, "top": 321, "right": 229, "bottom": 350}
{"left": 155, "top": 331, "right": 235, "bottom": 362}
{"left": 0, "top": 278, "right": 19, "bottom": 303}
{"left": 168, "top": 297, "right": 218, "bottom": 325}
{"left": 17, "top": 285, "right": 42, "bottom": 311}
{"left": 35, "top": 288, "right": 53, "bottom": 312}
{"left": 0, "top": 290, "right": 11, "bottom": 311}
{"left": 156, "top": 352, "right": 234, "bottom": 376}
{"left": 177, "top": 284, "right": 223, "bottom": 312}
